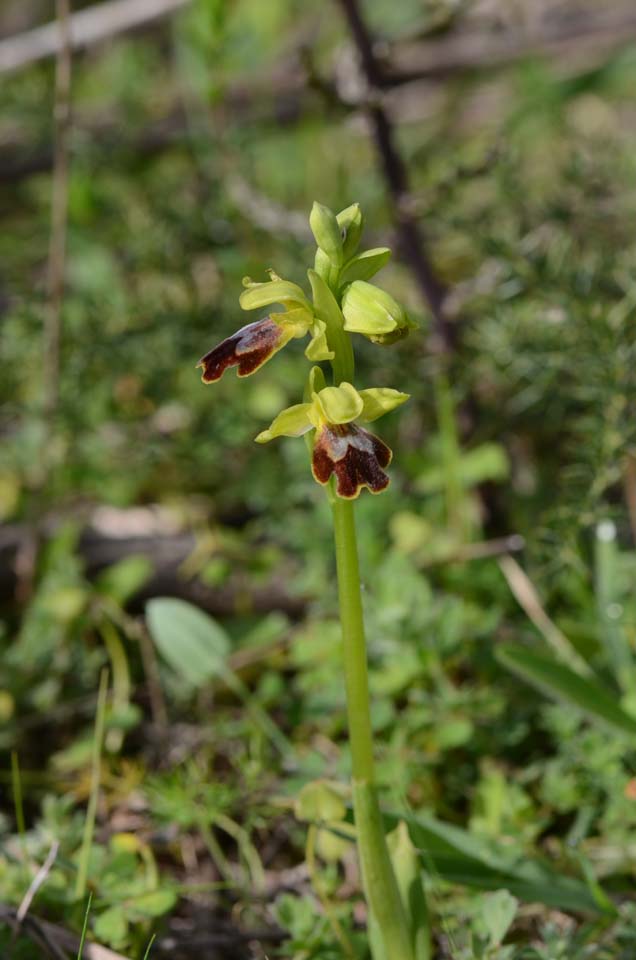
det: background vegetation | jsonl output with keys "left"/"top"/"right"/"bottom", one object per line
{"left": 1, "top": 0, "right": 636, "bottom": 957}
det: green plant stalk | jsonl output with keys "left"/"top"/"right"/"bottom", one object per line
{"left": 100, "top": 618, "right": 130, "bottom": 753}
{"left": 11, "top": 750, "right": 29, "bottom": 870}
{"left": 434, "top": 372, "right": 466, "bottom": 539}
{"left": 75, "top": 668, "right": 108, "bottom": 900}
{"left": 332, "top": 496, "right": 415, "bottom": 960}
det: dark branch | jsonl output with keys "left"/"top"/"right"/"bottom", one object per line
{"left": 334, "top": 0, "right": 457, "bottom": 354}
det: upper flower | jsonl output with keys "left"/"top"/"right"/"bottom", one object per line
{"left": 256, "top": 373, "right": 409, "bottom": 499}
{"left": 197, "top": 274, "right": 333, "bottom": 383}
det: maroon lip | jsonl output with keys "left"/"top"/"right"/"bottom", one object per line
{"left": 197, "top": 317, "right": 285, "bottom": 382}
{"left": 312, "top": 423, "right": 392, "bottom": 498}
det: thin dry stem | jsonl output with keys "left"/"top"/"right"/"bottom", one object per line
{"left": 43, "top": 0, "right": 72, "bottom": 422}
{"left": 499, "top": 554, "right": 591, "bottom": 676}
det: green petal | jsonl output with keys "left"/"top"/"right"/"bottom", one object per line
{"left": 240, "top": 279, "right": 311, "bottom": 312}
{"left": 255, "top": 403, "right": 313, "bottom": 443}
{"left": 306, "top": 365, "right": 327, "bottom": 403}
{"left": 278, "top": 306, "right": 315, "bottom": 337}
{"left": 339, "top": 248, "right": 391, "bottom": 286}
{"left": 359, "top": 387, "right": 410, "bottom": 422}
{"left": 315, "top": 383, "right": 364, "bottom": 424}
{"left": 305, "top": 318, "right": 335, "bottom": 361}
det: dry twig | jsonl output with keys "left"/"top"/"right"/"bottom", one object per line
{"left": 498, "top": 554, "right": 591, "bottom": 676}
{"left": 0, "top": 0, "right": 190, "bottom": 74}
{"left": 334, "top": 0, "right": 456, "bottom": 354}
{"left": 15, "top": 841, "right": 60, "bottom": 926}
{"left": 43, "top": 0, "right": 72, "bottom": 422}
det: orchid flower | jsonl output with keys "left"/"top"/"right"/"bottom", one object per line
{"left": 256, "top": 372, "right": 408, "bottom": 499}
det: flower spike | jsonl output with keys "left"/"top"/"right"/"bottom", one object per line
{"left": 199, "top": 203, "right": 413, "bottom": 495}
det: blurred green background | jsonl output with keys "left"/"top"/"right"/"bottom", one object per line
{"left": 1, "top": 1, "right": 636, "bottom": 957}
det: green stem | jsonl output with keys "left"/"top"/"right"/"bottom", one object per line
{"left": 332, "top": 497, "right": 415, "bottom": 960}
{"left": 75, "top": 669, "right": 108, "bottom": 900}
{"left": 332, "top": 498, "right": 374, "bottom": 781}
{"left": 100, "top": 619, "right": 130, "bottom": 753}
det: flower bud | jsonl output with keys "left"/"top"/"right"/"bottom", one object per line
{"left": 341, "top": 280, "right": 412, "bottom": 343}
{"left": 336, "top": 202, "right": 363, "bottom": 260}
{"left": 309, "top": 202, "right": 344, "bottom": 267}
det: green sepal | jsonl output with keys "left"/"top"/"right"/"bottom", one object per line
{"left": 359, "top": 387, "right": 410, "bottom": 422}
{"left": 240, "top": 278, "right": 312, "bottom": 312}
{"left": 340, "top": 247, "right": 391, "bottom": 286}
{"left": 309, "top": 202, "right": 344, "bottom": 267}
{"left": 255, "top": 403, "right": 313, "bottom": 443}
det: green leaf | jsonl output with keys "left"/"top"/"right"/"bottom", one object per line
{"left": 96, "top": 555, "right": 153, "bottom": 605}
{"left": 417, "top": 443, "right": 509, "bottom": 494}
{"left": 496, "top": 644, "right": 636, "bottom": 736}
{"left": 93, "top": 905, "right": 128, "bottom": 947}
{"left": 145, "top": 598, "right": 230, "bottom": 689}
{"left": 129, "top": 889, "right": 177, "bottom": 918}
{"left": 387, "top": 821, "right": 431, "bottom": 960}
{"left": 294, "top": 780, "right": 346, "bottom": 823}
{"left": 480, "top": 890, "right": 518, "bottom": 946}
{"left": 381, "top": 811, "right": 605, "bottom": 914}
{"left": 146, "top": 599, "right": 290, "bottom": 755}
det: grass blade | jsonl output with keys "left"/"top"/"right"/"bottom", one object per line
{"left": 76, "top": 892, "right": 92, "bottom": 959}
{"left": 497, "top": 644, "right": 636, "bottom": 736}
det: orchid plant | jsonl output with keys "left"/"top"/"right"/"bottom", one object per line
{"left": 199, "top": 202, "right": 423, "bottom": 959}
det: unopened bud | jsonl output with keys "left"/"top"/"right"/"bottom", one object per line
{"left": 310, "top": 202, "right": 344, "bottom": 267}
{"left": 337, "top": 202, "right": 364, "bottom": 260}
{"left": 341, "top": 280, "right": 413, "bottom": 343}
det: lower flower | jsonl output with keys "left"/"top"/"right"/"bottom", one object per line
{"left": 312, "top": 423, "right": 392, "bottom": 499}
{"left": 255, "top": 375, "right": 408, "bottom": 499}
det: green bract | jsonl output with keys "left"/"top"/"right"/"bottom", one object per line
{"left": 339, "top": 247, "right": 392, "bottom": 286}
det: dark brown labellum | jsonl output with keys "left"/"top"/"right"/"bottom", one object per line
{"left": 312, "top": 423, "right": 392, "bottom": 498}
{"left": 197, "top": 317, "right": 285, "bottom": 382}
